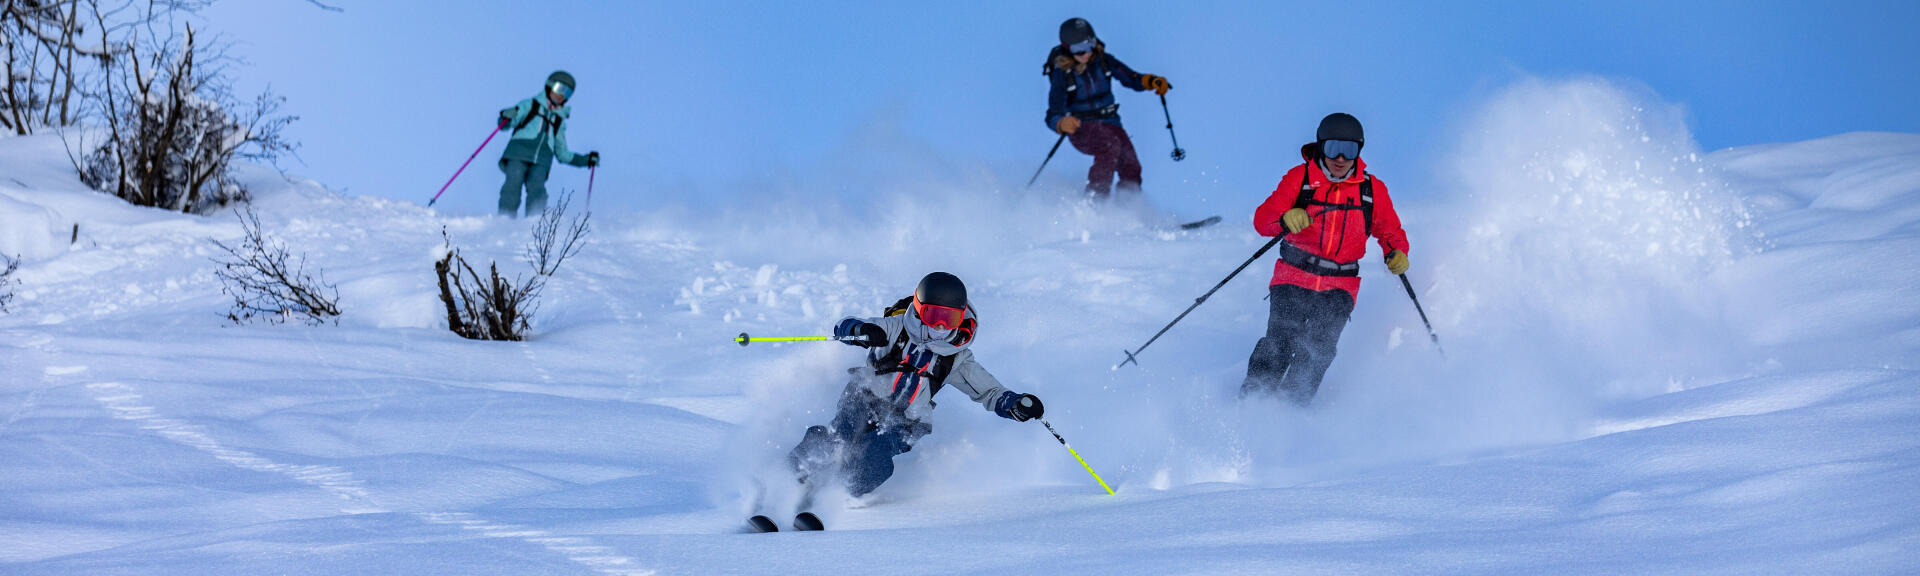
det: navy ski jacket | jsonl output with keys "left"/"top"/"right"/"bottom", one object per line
{"left": 1043, "top": 46, "right": 1149, "bottom": 131}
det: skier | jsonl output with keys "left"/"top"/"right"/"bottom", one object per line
{"left": 495, "top": 70, "right": 599, "bottom": 217}
{"left": 1244, "top": 113, "right": 1410, "bottom": 405}
{"left": 1043, "top": 17, "right": 1173, "bottom": 198}
{"left": 787, "top": 272, "right": 1046, "bottom": 500}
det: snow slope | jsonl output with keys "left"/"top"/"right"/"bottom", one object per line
{"left": 2, "top": 79, "right": 1917, "bottom": 575}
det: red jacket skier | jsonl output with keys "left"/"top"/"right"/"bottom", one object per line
{"left": 1245, "top": 113, "right": 1411, "bottom": 404}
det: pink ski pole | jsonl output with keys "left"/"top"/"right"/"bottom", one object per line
{"left": 586, "top": 164, "right": 596, "bottom": 212}
{"left": 427, "top": 125, "right": 504, "bottom": 207}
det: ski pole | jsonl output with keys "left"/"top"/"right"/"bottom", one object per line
{"left": 734, "top": 332, "right": 868, "bottom": 347}
{"left": 1025, "top": 133, "right": 1069, "bottom": 189}
{"left": 1118, "top": 235, "right": 1285, "bottom": 369}
{"left": 427, "top": 125, "right": 504, "bottom": 207}
{"left": 586, "top": 164, "right": 596, "bottom": 213}
{"left": 1042, "top": 419, "right": 1113, "bottom": 495}
{"left": 1159, "top": 94, "right": 1186, "bottom": 162}
{"left": 1397, "top": 273, "right": 1445, "bottom": 358}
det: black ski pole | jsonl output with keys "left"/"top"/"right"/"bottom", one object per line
{"left": 1159, "top": 94, "right": 1186, "bottom": 161}
{"left": 1398, "top": 273, "right": 1445, "bottom": 358}
{"left": 1026, "top": 133, "right": 1069, "bottom": 189}
{"left": 1118, "top": 235, "right": 1285, "bottom": 369}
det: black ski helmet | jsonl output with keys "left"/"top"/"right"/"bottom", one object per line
{"left": 1316, "top": 113, "right": 1364, "bottom": 145}
{"left": 914, "top": 272, "right": 967, "bottom": 310}
{"left": 1058, "top": 18, "right": 1096, "bottom": 46}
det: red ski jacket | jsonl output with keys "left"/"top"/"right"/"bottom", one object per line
{"left": 1252, "top": 151, "right": 1410, "bottom": 301}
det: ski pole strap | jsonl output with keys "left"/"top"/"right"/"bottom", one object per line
{"left": 1278, "top": 241, "right": 1360, "bottom": 277}
{"left": 1043, "top": 419, "right": 1114, "bottom": 495}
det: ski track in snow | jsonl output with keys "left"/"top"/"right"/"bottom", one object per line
{"left": 80, "top": 378, "right": 653, "bottom": 576}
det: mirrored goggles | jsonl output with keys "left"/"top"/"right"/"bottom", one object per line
{"left": 913, "top": 300, "right": 968, "bottom": 331}
{"left": 1068, "top": 38, "right": 1098, "bottom": 55}
{"left": 549, "top": 81, "right": 574, "bottom": 101}
{"left": 1322, "top": 139, "right": 1361, "bottom": 160}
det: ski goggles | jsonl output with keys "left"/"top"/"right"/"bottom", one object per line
{"left": 549, "top": 81, "right": 574, "bottom": 101}
{"left": 913, "top": 299, "right": 968, "bottom": 331}
{"left": 1322, "top": 139, "right": 1361, "bottom": 160}
{"left": 1067, "top": 38, "right": 1098, "bottom": 55}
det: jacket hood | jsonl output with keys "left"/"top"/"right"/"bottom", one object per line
{"left": 904, "top": 305, "right": 977, "bottom": 356}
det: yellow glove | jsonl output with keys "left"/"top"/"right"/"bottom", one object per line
{"left": 1282, "top": 208, "right": 1310, "bottom": 234}
{"left": 1140, "top": 74, "right": 1172, "bottom": 96}
{"left": 1056, "top": 115, "right": 1082, "bottom": 135}
{"left": 1386, "top": 251, "right": 1410, "bottom": 275}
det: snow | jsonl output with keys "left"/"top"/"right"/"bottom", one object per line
{"left": 3, "top": 78, "right": 1918, "bottom": 574}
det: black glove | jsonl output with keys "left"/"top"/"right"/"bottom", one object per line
{"left": 994, "top": 393, "right": 1044, "bottom": 422}
{"left": 833, "top": 318, "right": 886, "bottom": 347}
{"left": 586, "top": 151, "right": 600, "bottom": 167}
{"left": 498, "top": 113, "right": 512, "bottom": 130}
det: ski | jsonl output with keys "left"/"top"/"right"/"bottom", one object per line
{"left": 1178, "top": 215, "right": 1222, "bottom": 230}
{"left": 747, "top": 515, "right": 779, "bottom": 533}
{"left": 792, "top": 512, "right": 824, "bottom": 531}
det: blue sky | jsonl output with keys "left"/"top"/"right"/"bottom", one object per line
{"left": 202, "top": 0, "right": 1920, "bottom": 217}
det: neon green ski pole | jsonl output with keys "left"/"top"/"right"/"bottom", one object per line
{"left": 734, "top": 332, "right": 868, "bottom": 347}
{"left": 1042, "top": 419, "right": 1114, "bottom": 495}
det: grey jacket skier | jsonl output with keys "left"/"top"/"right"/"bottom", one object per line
{"left": 496, "top": 70, "right": 599, "bottom": 217}
{"left": 788, "top": 272, "right": 1045, "bottom": 497}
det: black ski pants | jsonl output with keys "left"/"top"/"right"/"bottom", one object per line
{"left": 789, "top": 382, "right": 930, "bottom": 497}
{"left": 1243, "top": 283, "right": 1355, "bottom": 405}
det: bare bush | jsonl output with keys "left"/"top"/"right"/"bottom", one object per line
{"left": 76, "top": 24, "right": 295, "bottom": 213}
{"left": 211, "top": 205, "right": 340, "bottom": 325}
{"left": 0, "top": 254, "right": 19, "bottom": 314}
{"left": 436, "top": 193, "right": 591, "bottom": 341}
{"left": 4, "top": 0, "right": 212, "bottom": 135}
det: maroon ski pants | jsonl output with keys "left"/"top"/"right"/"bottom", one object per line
{"left": 1068, "top": 120, "right": 1142, "bottom": 197}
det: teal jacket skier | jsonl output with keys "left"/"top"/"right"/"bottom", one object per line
{"left": 497, "top": 70, "right": 599, "bottom": 217}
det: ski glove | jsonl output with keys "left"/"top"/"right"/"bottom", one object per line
{"left": 1282, "top": 208, "right": 1311, "bottom": 234}
{"left": 1056, "top": 116, "right": 1082, "bottom": 135}
{"left": 586, "top": 151, "right": 600, "bottom": 167}
{"left": 1386, "top": 250, "right": 1410, "bottom": 275}
{"left": 834, "top": 318, "right": 887, "bottom": 347}
{"left": 1140, "top": 74, "right": 1172, "bottom": 96}
{"left": 497, "top": 113, "right": 513, "bottom": 130}
{"left": 994, "top": 393, "right": 1044, "bottom": 422}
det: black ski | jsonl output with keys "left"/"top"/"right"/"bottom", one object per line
{"left": 747, "top": 515, "right": 779, "bottom": 533}
{"left": 1179, "top": 215, "right": 1222, "bottom": 230}
{"left": 792, "top": 512, "right": 824, "bottom": 531}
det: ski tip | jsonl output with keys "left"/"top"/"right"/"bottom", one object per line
{"left": 746, "top": 515, "right": 779, "bottom": 533}
{"left": 792, "top": 512, "right": 824, "bottom": 531}
{"left": 1179, "top": 215, "right": 1222, "bottom": 230}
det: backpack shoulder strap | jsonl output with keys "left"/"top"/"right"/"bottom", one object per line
{"left": 514, "top": 100, "right": 542, "bottom": 132}
{"left": 1292, "top": 163, "right": 1316, "bottom": 210}
{"left": 1360, "top": 174, "right": 1376, "bottom": 235}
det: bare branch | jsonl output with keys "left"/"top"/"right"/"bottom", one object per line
{"left": 209, "top": 205, "right": 341, "bottom": 325}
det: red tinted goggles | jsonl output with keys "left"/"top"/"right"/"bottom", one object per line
{"left": 913, "top": 299, "right": 968, "bottom": 330}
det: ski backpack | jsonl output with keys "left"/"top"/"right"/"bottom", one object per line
{"left": 513, "top": 100, "right": 563, "bottom": 134}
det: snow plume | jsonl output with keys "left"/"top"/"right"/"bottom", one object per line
{"left": 1435, "top": 77, "right": 1753, "bottom": 388}
{"left": 1314, "top": 77, "right": 1760, "bottom": 461}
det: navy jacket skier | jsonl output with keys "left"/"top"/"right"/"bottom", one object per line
{"left": 1044, "top": 17, "right": 1172, "bottom": 198}
{"left": 788, "top": 272, "right": 1045, "bottom": 498}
